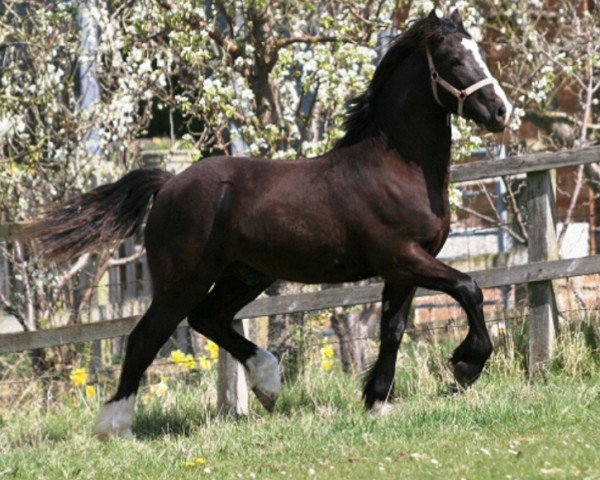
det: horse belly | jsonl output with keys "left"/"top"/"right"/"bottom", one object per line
{"left": 236, "top": 225, "right": 373, "bottom": 284}
{"left": 244, "top": 251, "right": 374, "bottom": 284}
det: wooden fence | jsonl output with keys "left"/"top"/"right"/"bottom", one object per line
{"left": 1, "top": 146, "right": 600, "bottom": 414}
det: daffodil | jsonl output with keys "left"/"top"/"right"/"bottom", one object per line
{"left": 170, "top": 349, "right": 186, "bottom": 364}
{"left": 206, "top": 340, "right": 219, "bottom": 361}
{"left": 320, "top": 344, "right": 334, "bottom": 359}
{"left": 321, "top": 358, "right": 334, "bottom": 372}
{"left": 183, "top": 353, "right": 196, "bottom": 370}
{"left": 70, "top": 367, "right": 88, "bottom": 387}
{"left": 198, "top": 355, "right": 212, "bottom": 371}
{"left": 85, "top": 385, "right": 96, "bottom": 398}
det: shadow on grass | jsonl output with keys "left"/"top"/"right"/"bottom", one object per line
{"left": 134, "top": 408, "right": 207, "bottom": 439}
{"left": 133, "top": 406, "right": 254, "bottom": 439}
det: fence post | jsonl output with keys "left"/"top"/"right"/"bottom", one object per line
{"left": 527, "top": 170, "right": 559, "bottom": 377}
{"left": 217, "top": 318, "right": 249, "bottom": 415}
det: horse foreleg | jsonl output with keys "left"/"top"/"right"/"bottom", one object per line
{"left": 363, "top": 285, "right": 415, "bottom": 414}
{"left": 187, "top": 273, "right": 281, "bottom": 412}
{"left": 379, "top": 244, "right": 493, "bottom": 389}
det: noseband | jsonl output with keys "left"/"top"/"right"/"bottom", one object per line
{"left": 426, "top": 46, "right": 497, "bottom": 117}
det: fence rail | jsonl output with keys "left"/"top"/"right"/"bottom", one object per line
{"left": 2, "top": 146, "right": 600, "bottom": 413}
{"left": 1, "top": 252, "right": 599, "bottom": 355}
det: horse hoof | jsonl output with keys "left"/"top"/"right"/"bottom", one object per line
{"left": 252, "top": 388, "right": 277, "bottom": 412}
{"left": 93, "top": 395, "right": 136, "bottom": 439}
{"left": 94, "top": 428, "right": 133, "bottom": 441}
{"left": 370, "top": 400, "right": 393, "bottom": 416}
{"left": 453, "top": 361, "right": 483, "bottom": 388}
{"left": 246, "top": 349, "right": 281, "bottom": 412}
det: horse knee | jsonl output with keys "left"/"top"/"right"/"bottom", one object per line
{"left": 455, "top": 277, "right": 483, "bottom": 307}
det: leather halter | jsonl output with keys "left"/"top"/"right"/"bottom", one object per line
{"left": 426, "top": 46, "right": 497, "bottom": 117}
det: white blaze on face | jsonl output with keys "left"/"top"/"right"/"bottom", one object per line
{"left": 461, "top": 38, "right": 512, "bottom": 119}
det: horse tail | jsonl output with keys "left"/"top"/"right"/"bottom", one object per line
{"left": 31, "top": 168, "right": 174, "bottom": 262}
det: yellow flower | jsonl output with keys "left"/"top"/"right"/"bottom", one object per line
{"left": 85, "top": 385, "right": 96, "bottom": 398}
{"left": 184, "top": 456, "right": 206, "bottom": 468}
{"left": 320, "top": 344, "right": 334, "bottom": 359}
{"left": 321, "top": 358, "right": 334, "bottom": 372}
{"left": 70, "top": 367, "right": 88, "bottom": 387}
{"left": 170, "top": 349, "right": 186, "bottom": 364}
{"left": 183, "top": 353, "right": 196, "bottom": 370}
{"left": 198, "top": 355, "right": 212, "bottom": 371}
{"left": 206, "top": 341, "right": 219, "bottom": 361}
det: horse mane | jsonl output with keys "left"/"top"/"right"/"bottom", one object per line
{"left": 335, "top": 15, "right": 463, "bottom": 149}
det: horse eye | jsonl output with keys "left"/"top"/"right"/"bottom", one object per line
{"left": 451, "top": 58, "right": 462, "bottom": 67}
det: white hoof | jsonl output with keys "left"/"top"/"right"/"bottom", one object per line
{"left": 245, "top": 349, "right": 281, "bottom": 412}
{"left": 93, "top": 395, "right": 136, "bottom": 440}
{"left": 371, "top": 400, "right": 393, "bottom": 416}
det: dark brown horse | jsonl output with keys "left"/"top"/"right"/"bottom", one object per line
{"left": 32, "top": 10, "right": 511, "bottom": 437}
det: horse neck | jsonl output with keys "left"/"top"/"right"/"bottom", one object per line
{"left": 371, "top": 49, "right": 452, "bottom": 179}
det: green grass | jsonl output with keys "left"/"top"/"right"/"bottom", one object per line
{"left": 1, "top": 349, "right": 599, "bottom": 480}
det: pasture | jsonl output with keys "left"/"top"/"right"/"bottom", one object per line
{"left": 1, "top": 331, "right": 598, "bottom": 480}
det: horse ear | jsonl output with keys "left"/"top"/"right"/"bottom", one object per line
{"left": 450, "top": 9, "right": 465, "bottom": 29}
{"left": 428, "top": 8, "right": 441, "bottom": 22}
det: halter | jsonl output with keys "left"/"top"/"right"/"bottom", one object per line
{"left": 426, "top": 46, "right": 497, "bottom": 117}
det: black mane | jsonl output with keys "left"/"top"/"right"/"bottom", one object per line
{"left": 335, "top": 15, "right": 463, "bottom": 149}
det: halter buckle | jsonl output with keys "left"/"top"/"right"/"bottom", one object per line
{"left": 431, "top": 71, "right": 439, "bottom": 81}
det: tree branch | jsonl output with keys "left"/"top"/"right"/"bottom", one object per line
{"left": 107, "top": 248, "right": 145, "bottom": 267}
{"left": 154, "top": 0, "right": 240, "bottom": 57}
{"left": 0, "top": 290, "right": 28, "bottom": 332}
{"left": 455, "top": 205, "right": 526, "bottom": 244}
{"left": 55, "top": 253, "right": 91, "bottom": 289}
{"left": 275, "top": 35, "right": 347, "bottom": 49}
{"left": 503, "top": 177, "right": 529, "bottom": 242}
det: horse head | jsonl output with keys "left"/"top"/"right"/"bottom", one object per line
{"left": 425, "top": 9, "right": 512, "bottom": 132}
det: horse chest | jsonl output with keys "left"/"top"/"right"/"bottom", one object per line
{"left": 344, "top": 171, "right": 450, "bottom": 262}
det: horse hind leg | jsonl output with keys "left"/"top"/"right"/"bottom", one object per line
{"left": 93, "top": 274, "right": 216, "bottom": 439}
{"left": 93, "top": 301, "right": 178, "bottom": 439}
{"left": 187, "top": 271, "right": 281, "bottom": 412}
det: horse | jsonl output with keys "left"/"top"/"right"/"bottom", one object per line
{"left": 30, "top": 9, "right": 511, "bottom": 438}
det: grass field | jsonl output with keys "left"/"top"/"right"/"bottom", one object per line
{"left": 1, "top": 333, "right": 599, "bottom": 479}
